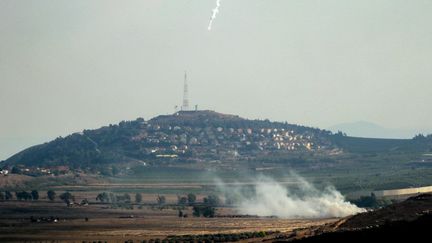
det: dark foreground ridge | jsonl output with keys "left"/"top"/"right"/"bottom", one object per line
{"left": 274, "top": 194, "right": 432, "bottom": 242}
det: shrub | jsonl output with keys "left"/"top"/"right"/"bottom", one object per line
{"left": 187, "top": 193, "right": 197, "bottom": 205}
{"left": 31, "top": 190, "right": 39, "bottom": 200}
{"left": 59, "top": 192, "right": 74, "bottom": 205}
{"left": 47, "top": 190, "right": 56, "bottom": 201}
{"left": 135, "top": 193, "right": 142, "bottom": 203}
{"left": 5, "top": 191, "right": 12, "bottom": 200}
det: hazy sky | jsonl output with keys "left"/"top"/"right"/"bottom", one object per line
{"left": 1, "top": 0, "right": 432, "bottom": 160}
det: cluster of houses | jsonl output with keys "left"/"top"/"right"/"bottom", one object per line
{"left": 130, "top": 118, "right": 331, "bottom": 160}
{"left": 0, "top": 165, "right": 70, "bottom": 177}
{"left": 1, "top": 111, "right": 335, "bottom": 171}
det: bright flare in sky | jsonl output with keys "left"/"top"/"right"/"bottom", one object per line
{"left": 208, "top": 0, "right": 221, "bottom": 30}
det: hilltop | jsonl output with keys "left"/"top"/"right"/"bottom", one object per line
{"left": 2, "top": 110, "right": 431, "bottom": 174}
{"left": 2, "top": 111, "right": 333, "bottom": 167}
{"left": 151, "top": 110, "right": 245, "bottom": 124}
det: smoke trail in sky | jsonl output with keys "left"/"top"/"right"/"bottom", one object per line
{"left": 208, "top": 0, "right": 222, "bottom": 30}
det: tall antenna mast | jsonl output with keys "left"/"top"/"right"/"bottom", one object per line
{"left": 182, "top": 71, "right": 189, "bottom": 111}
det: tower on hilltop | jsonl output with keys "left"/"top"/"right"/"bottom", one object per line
{"left": 182, "top": 71, "right": 190, "bottom": 111}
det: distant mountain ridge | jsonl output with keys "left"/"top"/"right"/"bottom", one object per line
{"left": 329, "top": 121, "right": 417, "bottom": 139}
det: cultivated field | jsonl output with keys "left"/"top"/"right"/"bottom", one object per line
{"left": 0, "top": 201, "right": 337, "bottom": 243}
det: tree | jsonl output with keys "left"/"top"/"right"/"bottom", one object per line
{"left": 135, "top": 193, "right": 142, "bottom": 203}
{"left": 351, "top": 194, "right": 381, "bottom": 208}
{"left": 5, "top": 191, "right": 12, "bottom": 200}
{"left": 203, "top": 194, "right": 220, "bottom": 206}
{"left": 24, "top": 191, "right": 32, "bottom": 200}
{"left": 413, "top": 134, "right": 426, "bottom": 140}
{"left": 11, "top": 167, "right": 21, "bottom": 174}
{"left": 192, "top": 206, "right": 201, "bottom": 217}
{"left": 192, "top": 205, "right": 216, "bottom": 218}
{"left": 59, "top": 192, "right": 74, "bottom": 205}
{"left": 112, "top": 166, "right": 120, "bottom": 176}
{"left": 202, "top": 206, "right": 216, "bottom": 218}
{"left": 177, "top": 196, "right": 187, "bottom": 205}
{"left": 178, "top": 210, "right": 184, "bottom": 218}
{"left": 47, "top": 190, "right": 56, "bottom": 201}
{"left": 124, "top": 193, "right": 131, "bottom": 202}
{"left": 335, "top": 131, "right": 347, "bottom": 137}
{"left": 31, "top": 190, "right": 39, "bottom": 200}
{"left": 96, "top": 192, "right": 110, "bottom": 203}
{"left": 157, "top": 195, "right": 166, "bottom": 205}
{"left": 117, "top": 193, "right": 131, "bottom": 203}
{"left": 187, "top": 193, "right": 196, "bottom": 205}
{"left": 16, "top": 191, "right": 32, "bottom": 200}
{"left": 0, "top": 192, "right": 5, "bottom": 200}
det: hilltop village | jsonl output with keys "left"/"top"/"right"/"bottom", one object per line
{"left": 132, "top": 110, "right": 334, "bottom": 160}
{"left": 2, "top": 110, "right": 337, "bottom": 172}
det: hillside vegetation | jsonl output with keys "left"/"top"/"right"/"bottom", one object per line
{"left": 2, "top": 111, "right": 431, "bottom": 170}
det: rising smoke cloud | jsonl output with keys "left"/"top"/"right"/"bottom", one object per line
{"left": 208, "top": 0, "right": 222, "bottom": 30}
{"left": 217, "top": 174, "right": 365, "bottom": 219}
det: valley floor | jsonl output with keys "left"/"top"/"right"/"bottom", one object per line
{"left": 0, "top": 201, "right": 336, "bottom": 242}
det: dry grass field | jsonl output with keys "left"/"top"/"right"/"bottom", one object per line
{"left": 0, "top": 200, "right": 337, "bottom": 243}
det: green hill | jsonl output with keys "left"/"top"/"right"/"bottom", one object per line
{"left": 2, "top": 110, "right": 431, "bottom": 169}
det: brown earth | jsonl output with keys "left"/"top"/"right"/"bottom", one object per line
{"left": 0, "top": 200, "right": 337, "bottom": 243}
{"left": 0, "top": 174, "right": 33, "bottom": 188}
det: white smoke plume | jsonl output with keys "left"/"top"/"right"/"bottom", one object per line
{"left": 208, "top": 0, "right": 222, "bottom": 30}
{"left": 217, "top": 174, "right": 365, "bottom": 219}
